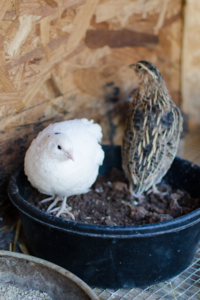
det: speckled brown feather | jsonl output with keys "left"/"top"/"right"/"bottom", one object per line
{"left": 122, "top": 61, "right": 183, "bottom": 196}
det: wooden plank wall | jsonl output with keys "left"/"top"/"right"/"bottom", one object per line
{"left": 0, "top": 0, "right": 182, "bottom": 193}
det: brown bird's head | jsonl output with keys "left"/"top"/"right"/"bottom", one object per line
{"left": 130, "top": 60, "right": 162, "bottom": 84}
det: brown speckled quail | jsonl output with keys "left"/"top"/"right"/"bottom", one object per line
{"left": 122, "top": 60, "right": 183, "bottom": 197}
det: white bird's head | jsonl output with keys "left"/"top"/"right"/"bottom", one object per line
{"left": 45, "top": 132, "right": 74, "bottom": 162}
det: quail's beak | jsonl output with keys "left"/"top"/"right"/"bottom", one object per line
{"left": 65, "top": 149, "right": 75, "bottom": 162}
{"left": 129, "top": 64, "right": 136, "bottom": 70}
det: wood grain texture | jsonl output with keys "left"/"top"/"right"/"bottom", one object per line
{"left": 0, "top": 0, "right": 182, "bottom": 192}
{"left": 182, "top": 0, "right": 200, "bottom": 125}
{"left": 85, "top": 29, "right": 159, "bottom": 48}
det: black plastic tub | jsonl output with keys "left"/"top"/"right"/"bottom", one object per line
{"left": 8, "top": 146, "right": 200, "bottom": 289}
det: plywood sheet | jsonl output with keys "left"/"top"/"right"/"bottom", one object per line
{"left": 0, "top": 0, "right": 182, "bottom": 192}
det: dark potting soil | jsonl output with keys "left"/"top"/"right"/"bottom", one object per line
{"left": 27, "top": 168, "right": 200, "bottom": 226}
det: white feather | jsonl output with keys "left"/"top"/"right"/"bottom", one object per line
{"left": 24, "top": 119, "right": 104, "bottom": 198}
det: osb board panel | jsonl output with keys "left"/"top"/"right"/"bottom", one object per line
{"left": 182, "top": 0, "right": 200, "bottom": 125}
{"left": 0, "top": 0, "right": 182, "bottom": 192}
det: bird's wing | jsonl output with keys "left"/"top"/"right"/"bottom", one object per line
{"left": 124, "top": 99, "right": 182, "bottom": 195}
{"left": 50, "top": 119, "right": 103, "bottom": 143}
{"left": 153, "top": 103, "right": 182, "bottom": 185}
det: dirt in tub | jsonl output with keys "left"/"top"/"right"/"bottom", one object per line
{"left": 27, "top": 168, "right": 200, "bottom": 226}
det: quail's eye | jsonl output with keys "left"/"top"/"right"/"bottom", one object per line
{"left": 138, "top": 65, "right": 142, "bottom": 70}
{"left": 57, "top": 145, "right": 62, "bottom": 150}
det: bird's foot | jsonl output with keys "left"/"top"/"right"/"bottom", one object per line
{"left": 129, "top": 183, "right": 145, "bottom": 201}
{"left": 131, "top": 191, "right": 146, "bottom": 200}
{"left": 42, "top": 195, "right": 75, "bottom": 220}
{"left": 40, "top": 196, "right": 55, "bottom": 203}
{"left": 132, "top": 192, "right": 146, "bottom": 205}
{"left": 40, "top": 195, "right": 62, "bottom": 211}
{"left": 51, "top": 206, "right": 75, "bottom": 220}
{"left": 40, "top": 195, "right": 63, "bottom": 213}
{"left": 45, "top": 196, "right": 62, "bottom": 212}
{"left": 129, "top": 184, "right": 145, "bottom": 201}
{"left": 48, "top": 196, "right": 75, "bottom": 220}
{"left": 146, "top": 184, "right": 168, "bottom": 196}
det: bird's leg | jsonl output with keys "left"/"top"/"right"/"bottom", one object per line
{"left": 48, "top": 196, "right": 75, "bottom": 220}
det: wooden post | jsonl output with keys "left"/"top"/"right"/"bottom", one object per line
{"left": 182, "top": 0, "right": 200, "bottom": 126}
